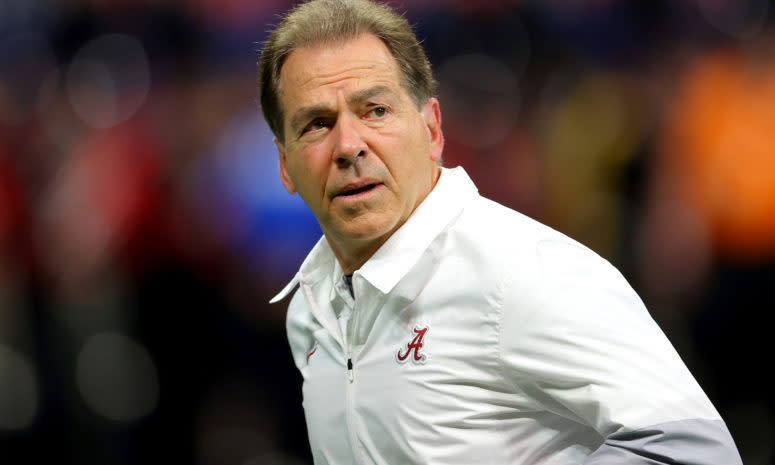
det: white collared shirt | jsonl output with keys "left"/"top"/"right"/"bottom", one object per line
{"left": 272, "top": 167, "right": 741, "bottom": 465}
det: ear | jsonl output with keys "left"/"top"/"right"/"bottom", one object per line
{"left": 275, "top": 137, "right": 297, "bottom": 194}
{"left": 422, "top": 98, "right": 444, "bottom": 163}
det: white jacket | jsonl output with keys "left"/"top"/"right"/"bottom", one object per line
{"left": 272, "top": 167, "right": 741, "bottom": 465}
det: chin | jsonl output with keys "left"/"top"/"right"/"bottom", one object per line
{"left": 336, "top": 215, "right": 400, "bottom": 243}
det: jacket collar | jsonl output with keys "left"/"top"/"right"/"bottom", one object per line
{"left": 270, "top": 166, "right": 479, "bottom": 302}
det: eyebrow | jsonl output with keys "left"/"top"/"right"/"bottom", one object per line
{"left": 288, "top": 85, "right": 397, "bottom": 134}
{"left": 349, "top": 84, "right": 395, "bottom": 105}
{"left": 289, "top": 103, "right": 333, "bottom": 135}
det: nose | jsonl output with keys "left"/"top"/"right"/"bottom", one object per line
{"left": 333, "top": 113, "right": 366, "bottom": 169}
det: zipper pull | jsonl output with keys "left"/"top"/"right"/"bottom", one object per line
{"left": 347, "top": 357, "right": 354, "bottom": 382}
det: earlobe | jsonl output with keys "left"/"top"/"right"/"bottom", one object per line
{"left": 423, "top": 98, "right": 444, "bottom": 162}
{"left": 275, "top": 137, "right": 297, "bottom": 194}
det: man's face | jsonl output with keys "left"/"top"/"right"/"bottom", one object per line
{"left": 275, "top": 33, "right": 444, "bottom": 258}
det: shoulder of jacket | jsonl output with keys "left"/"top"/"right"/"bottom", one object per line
{"left": 453, "top": 196, "right": 630, "bottom": 327}
{"left": 453, "top": 196, "right": 572, "bottom": 269}
{"left": 442, "top": 197, "right": 564, "bottom": 312}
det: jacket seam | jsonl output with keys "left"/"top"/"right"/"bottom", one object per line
{"left": 494, "top": 245, "right": 546, "bottom": 409}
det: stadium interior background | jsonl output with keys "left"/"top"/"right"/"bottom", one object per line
{"left": 1, "top": 0, "right": 774, "bottom": 463}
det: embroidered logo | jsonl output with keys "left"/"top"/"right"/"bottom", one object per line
{"left": 396, "top": 326, "right": 428, "bottom": 364}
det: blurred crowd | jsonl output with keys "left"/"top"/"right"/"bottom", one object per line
{"left": 1, "top": 0, "right": 774, "bottom": 464}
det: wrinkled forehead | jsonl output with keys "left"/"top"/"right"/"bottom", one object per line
{"left": 276, "top": 34, "right": 404, "bottom": 108}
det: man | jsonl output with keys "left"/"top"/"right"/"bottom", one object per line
{"left": 260, "top": 0, "right": 742, "bottom": 463}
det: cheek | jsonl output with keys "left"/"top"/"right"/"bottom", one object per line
{"left": 395, "top": 128, "right": 430, "bottom": 175}
{"left": 289, "top": 150, "right": 329, "bottom": 199}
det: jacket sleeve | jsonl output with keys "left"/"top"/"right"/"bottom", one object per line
{"left": 497, "top": 238, "right": 742, "bottom": 465}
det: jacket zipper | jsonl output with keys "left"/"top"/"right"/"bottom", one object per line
{"left": 344, "top": 297, "right": 362, "bottom": 464}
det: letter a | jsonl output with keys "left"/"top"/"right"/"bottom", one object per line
{"left": 397, "top": 326, "right": 428, "bottom": 364}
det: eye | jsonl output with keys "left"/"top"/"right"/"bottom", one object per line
{"left": 302, "top": 118, "right": 329, "bottom": 134}
{"left": 368, "top": 106, "right": 388, "bottom": 118}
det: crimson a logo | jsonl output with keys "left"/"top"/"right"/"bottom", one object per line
{"left": 396, "top": 326, "right": 429, "bottom": 364}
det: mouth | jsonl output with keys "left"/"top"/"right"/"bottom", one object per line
{"left": 335, "top": 181, "right": 382, "bottom": 198}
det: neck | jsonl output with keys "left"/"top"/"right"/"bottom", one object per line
{"left": 327, "top": 234, "right": 390, "bottom": 275}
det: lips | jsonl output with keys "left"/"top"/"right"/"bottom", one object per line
{"left": 335, "top": 180, "right": 382, "bottom": 198}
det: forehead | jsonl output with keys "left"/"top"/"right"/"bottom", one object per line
{"left": 278, "top": 34, "right": 404, "bottom": 109}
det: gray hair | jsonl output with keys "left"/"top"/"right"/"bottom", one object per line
{"left": 258, "top": 0, "right": 436, "bottom": 142}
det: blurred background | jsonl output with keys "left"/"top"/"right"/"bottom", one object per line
{"left": 1, "top": 0, "right": 774, "bottom": 463}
